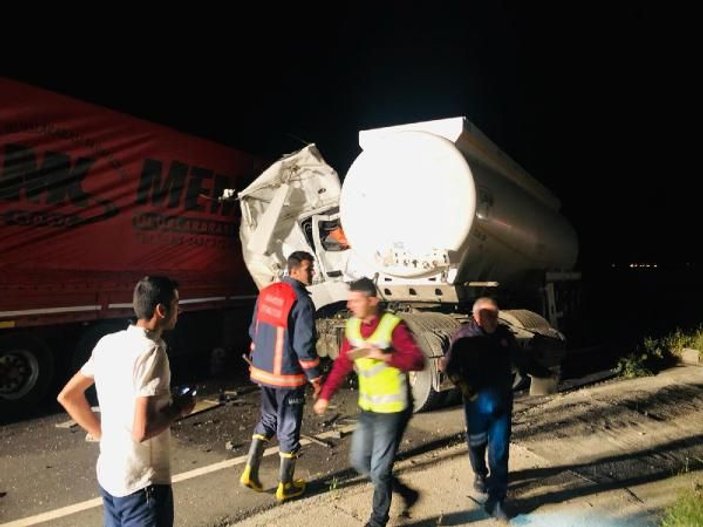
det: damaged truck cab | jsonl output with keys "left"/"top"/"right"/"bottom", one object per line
{"left": 238, "top": 117, "right": 579, "bottom": 411}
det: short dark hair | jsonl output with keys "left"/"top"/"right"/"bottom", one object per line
{"left": 349, "top": 277, "right": 377, "bottom": 297}
{"left": 133, "top": 276, "right": 179, "bottom": 319}
{"left": 287, "top": 251, "right": 314, "bottom": 273}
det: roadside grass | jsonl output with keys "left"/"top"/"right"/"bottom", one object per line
{"left": 616, "top": 326, "right": 703, "bottom": 379}
{"left": 660, "top": 481, "right": 703, "bottom": 527}
{"left": 325, "top": 475, "right": 342, "bottom": 500}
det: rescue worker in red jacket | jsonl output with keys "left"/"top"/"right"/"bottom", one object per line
{"left": 314, "top": 277, "right": 426, "bottom": 527}
{"left": 240, "top": 251, "right": 321, "bottom": 501}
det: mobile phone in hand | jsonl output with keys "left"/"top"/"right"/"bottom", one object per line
{"left": 177, "top": 385, "right": 198, "bottom": 397}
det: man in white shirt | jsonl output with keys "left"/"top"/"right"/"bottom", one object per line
{"left": 58, "top": 276, "right": 195, "bottom": 527}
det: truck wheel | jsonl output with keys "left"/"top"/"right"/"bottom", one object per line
{"left": 0, "top": 334, "right": 54, "bottom": 418}
{"left": 402, "top": 312, "right": 462, "bottom": 413}
{"left": 403, "top": 313, "right": 459, "bottom": 412}
{"left": 409, "top": 364, "right": 443, "bottom": 412}
{"left": 500, "top": 309, "right": 566, "bottom": 392}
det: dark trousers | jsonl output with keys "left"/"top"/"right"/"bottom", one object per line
{"left": 464, "top": 388, "right": 512, "bottom": 500}
{"left": 254, "top": 386, "right": 305, "bottom": 454}
{"left": 350, "top": 408, "right": 411, "bottom": 527}
{"left": 99, "top": 484, "right": 173, "bottom": 527}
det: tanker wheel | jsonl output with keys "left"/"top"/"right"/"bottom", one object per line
{"left": 0, "top": 334, "right": 54, "bottom": 419}
{"left": 402, "top": 312, "right": 461, "bottom": 413}
{"left": 409, "top": 365, "right": 443, "bottom": 413}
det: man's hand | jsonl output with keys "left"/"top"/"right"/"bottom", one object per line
{"left": 311, "top": 378, "right": 322, "bottom": 399}
{"left": 448, "top": 373, "right": 477, "bottom": 401}
{"left": 57, "top": 372, "right": 102, "bottom": 440}
{"left": 313, "top": 398, "right": 329, "bottom": 415}
{"left": 346, "top": 347, "right": 371, "bottom": 360}
{"left": 172, "top": 392, "right": 196, "bottom": 417}
{"left": 180, "top": 397, "right": 196, "bottom": 417}
{"left": 365, "top": 346, "right": 390, "bottom": 362}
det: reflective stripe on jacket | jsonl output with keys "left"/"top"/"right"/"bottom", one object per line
{"left": 249, "top": 277, "right": 320, "bottom": 388}
{"left": 345, "top": 313, "right": 407, "bottom": 413}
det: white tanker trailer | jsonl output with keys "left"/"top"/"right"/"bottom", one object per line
{"left": 237, "top": 117, "right": 580, "bottom": 411}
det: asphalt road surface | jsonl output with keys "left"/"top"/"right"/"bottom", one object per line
{"left": 3, "top": 366, "right": 700, "bottom": 527}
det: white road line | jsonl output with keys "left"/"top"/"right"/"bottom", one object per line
{"left": 0, "top": 498, "right": 104, "bottom": 527}
{"left": 0, "top": 425, "right": 355, "bottom": 527}
{"left": 172, "top": 444, "right": 280, "bottom": 483}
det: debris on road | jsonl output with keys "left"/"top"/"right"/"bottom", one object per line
{"left": 321, "top": 413, "right": 341, "bottom": 428}
{"left": 179, "top": 399, "right": 222, "bottom": 419}
{"left": 301, "top": 433, "right": 334, "bottom": 449}
{"left": 225, "top": 440, "right": 241, "bottom": 451}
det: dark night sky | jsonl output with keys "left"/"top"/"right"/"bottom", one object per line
{"left": 2, "top": 3, "right": 698, "bottom": 269}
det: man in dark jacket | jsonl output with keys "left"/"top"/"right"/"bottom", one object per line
{"left": 240, "top": 251, "right": 322, "bottom": 502}
{"left": 443, "top": 297, "right": 552, "bottom": 522}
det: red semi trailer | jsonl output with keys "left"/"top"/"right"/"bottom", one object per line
{"left": 0, "top": 78, "right": 263, "bottom": 416}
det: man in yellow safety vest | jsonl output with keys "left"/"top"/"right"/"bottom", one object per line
{"left": 314, "top": 277, "right": 426, "bottom": 527}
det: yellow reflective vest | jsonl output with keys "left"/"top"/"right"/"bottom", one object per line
{"left": 345, "top": 313, "right": 408, "bottom": 413}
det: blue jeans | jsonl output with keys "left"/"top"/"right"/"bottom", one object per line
{"left": 99, "top": 484, "right": 173, "bottom": 527}
{"left": 254, "top": 386, "right": 305, "bottom": 454}
{"left": 464, "top": 388, "right": 512, "bottom": 500}
{"left": 350, "top": 408, "right": 411, "bottom": 527}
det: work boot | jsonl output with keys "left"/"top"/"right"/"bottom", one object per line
{"left": 239, "top": 434, "right": 267, "bottom": 492}
{"left": 393, "top": 477, "right": 420, "bottom": 517}
{"left": 484, "top": 497, "right": 511, "bottom": 523}
{"left": 275, "top": 452, "right": 306, "bottom": 502}
{"left": 468, "top": 443, "right": 489, "bottom": 492}
{"left": 473, "top": 474, "right": 487, "bottom": 494}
